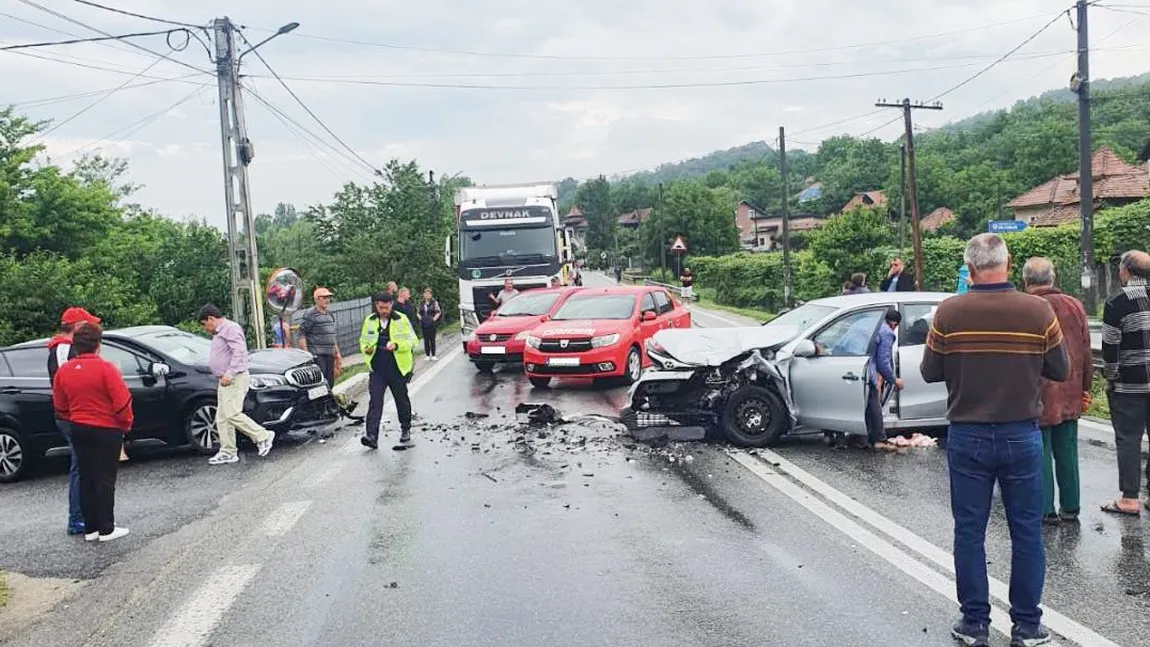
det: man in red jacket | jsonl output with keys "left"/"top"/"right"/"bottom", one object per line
{"left": 47, "top": 306, "right": 101, "bottom": 536}
{"left": 52, "top": 323, "right": 133, "bottom": 542}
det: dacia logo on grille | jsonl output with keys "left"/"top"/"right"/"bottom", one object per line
{"left": 559, "top": 339, "right": 569, "bottom": 349}
{"left": 489, "top": 334, "right": 497, "bottom": 342}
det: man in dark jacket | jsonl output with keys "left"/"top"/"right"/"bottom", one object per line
{"left": 1022, "top": 257, "right": 1093, "bottom": 524}
{"left": 1101, "top": 250, "right": 1150, "bottom": 516}
{"left": 880, "top": 257, "right": 916, "bottom": 292}
{"left": 48, "top": 306, "right": 101, "bottom": 535}
{"left": 866, "top": 309, "right": 902, "bottom": 451}
{"left": 922, "top": 234, "right": 1068, "bottom": 647}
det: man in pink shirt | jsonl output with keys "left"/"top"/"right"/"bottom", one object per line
{"left": 198, "top": 304, "right": 274, "bottom": 465}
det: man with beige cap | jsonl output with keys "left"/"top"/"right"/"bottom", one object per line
{"left": 299, "top": 286, "right": 342, "bottom": 386}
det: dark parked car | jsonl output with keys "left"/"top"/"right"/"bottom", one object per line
{"left": 0, "top": 325, "right": 340, "bottom": 483}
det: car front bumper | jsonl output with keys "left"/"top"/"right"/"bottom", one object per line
{"left": 523, "top": 345, "right": 628, "bottom": 378}
{"left": 249, "top": 385, "right": 340, "bottom": 432}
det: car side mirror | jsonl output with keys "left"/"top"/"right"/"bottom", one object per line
{"left": 793, "top": 340, "right": 817, "bottom": 358}
{"left": 642, "top": 311, "right": 657, "bottom": 322}
{"left": 540, "top": 315, "right": 548, "bottom": 322}
{"left": 150, "top": 362, "right": 171, "bottom": 378}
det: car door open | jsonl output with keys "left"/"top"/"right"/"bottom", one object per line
{"left": 787, "top": 308, "right": 884, "bottom": 435}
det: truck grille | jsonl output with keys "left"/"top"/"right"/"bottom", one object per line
{"left": 286, "top": 365, "right": 325, "bottom": 387}
{"left": 538, "top": 338, "right": 592, "bottom": 353}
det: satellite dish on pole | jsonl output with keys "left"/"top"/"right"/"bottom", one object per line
{"left": 266, "top": 267, "right": 303, "bottom": 314}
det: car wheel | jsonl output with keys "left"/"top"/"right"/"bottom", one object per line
{"left": 0, "top": 428, "right": 34, "bottom": 483}
{"left": 721, "top": 386, "right": 787, "bottom": 448}
{"left": 622, "top": 346, "right": 642, "bottom": 385}
{"left": 529, "top": 376, "right": 551, "bottom": 389}
{"left": 474, "top": 362, "right": 495, "bottom": 373}
{"left": 185, "top": 400, "right": 220, "bottom": 455}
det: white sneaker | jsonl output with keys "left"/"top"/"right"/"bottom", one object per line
{"left": 85, "top": 532, "right": 99, "bottom": 541}
{"left": 208, "top": 451, "right": 238, "bottom": 465}
{"left": 257, "top": 430, "right": 275, "bottom": 457}
{"left": 98, "top": 527, "right": 130, "bottom": 542}
{"left": 431, "top": 356, "right": 438, "bottom": 361}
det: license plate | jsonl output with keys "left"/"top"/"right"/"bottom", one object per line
{"left": 546, "top": 357, "right": 580, "bottom": 367}
{"left": 480, "top": 346, "right": 506, "bottom": 355}
{"left": 308, "top": 385, "right": 329, "bottom": 400}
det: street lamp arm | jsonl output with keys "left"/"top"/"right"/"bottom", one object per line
{"left": 238, "top": 22, "right": 299, "bottom": 60}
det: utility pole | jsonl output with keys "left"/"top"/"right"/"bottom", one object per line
{"left": 213, "top": 17, "right": 267, "bottom": 348}
{"left": 898, "top": 142, "right": 907, "bottom": 254}
{"left": 658, "top": 182, "right": 667, "bottom": 278}
{"left": 876, "top": 98, "right": 943, "bottom": 290}
{"left": 1074, "top": 0, "right": 1097, "bottom": 314}
{"left": 779, "top": 126, "right": 792, "bottom": 307}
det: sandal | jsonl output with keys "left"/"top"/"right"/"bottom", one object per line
{"left": 1100, "top": 501, "right": 1141, "bottom": 517}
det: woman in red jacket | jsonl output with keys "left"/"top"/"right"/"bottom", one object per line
{"left": 52, "top": 323, "right": 134, "bottom": 542}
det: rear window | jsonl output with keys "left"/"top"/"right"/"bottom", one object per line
{"left": 552, "top": 294, "right": 636, "bottom": 321}
{"left": 496, "top": 291, "right": 561, "bottom": 317}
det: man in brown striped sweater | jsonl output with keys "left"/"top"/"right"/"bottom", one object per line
{"left": 921, "top": 233, "right": 1069, "bottom": 647}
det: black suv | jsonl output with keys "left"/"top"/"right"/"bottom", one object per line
{"left": 0, "top": 326, "right": 340, "bottom": 482}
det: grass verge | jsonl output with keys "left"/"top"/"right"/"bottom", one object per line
{"left": 694, "top": 288, "right": 774, "bottom": 323}
{"left": 0, "top": 569, "right": 9, "bottom": 609}
{"left": 1085, "top": 373, "right": 1110, "bottom": 420}
{"left": 335, "top": 363, "right": 369, "bottom": 386}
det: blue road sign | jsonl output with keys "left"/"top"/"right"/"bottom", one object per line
{"left": 987, "top": 219, "right": 1027, "bottom": 234}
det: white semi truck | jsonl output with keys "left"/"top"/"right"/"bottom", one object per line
{"left": 446, "top": 184, "right": 575, "bottom": 342}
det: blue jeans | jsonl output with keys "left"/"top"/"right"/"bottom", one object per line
{"left": 947, "top": 420, "right": 1045, "bottom": 629}
{"left": 57, "top": 419, "right": 84, "bottom": 532}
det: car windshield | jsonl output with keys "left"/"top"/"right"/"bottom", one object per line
{"left": 551, "top": 294, "right": 636, "bottom": 321}
{"left": 140, "top": 331, "right": 213, "bottom": 363}
{"left": 763, "top": 303, "right": 836, "bottom": 333}
{"left": 496, "top": 291, "right": 560, "bottom": 317}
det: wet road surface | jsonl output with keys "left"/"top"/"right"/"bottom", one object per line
{"left": 1, "top": 274, "right": 1144, "bottom": 646}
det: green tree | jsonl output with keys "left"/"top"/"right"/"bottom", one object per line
{"left": 808, "top": 208, "right": 895, "bottom": 282}
{"left": 575, "top": 176, "right": 616, "bottom": 253}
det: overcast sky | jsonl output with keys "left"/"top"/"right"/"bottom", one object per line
{"left": 5, "top": 1, "right": 1150, "bottom": 229}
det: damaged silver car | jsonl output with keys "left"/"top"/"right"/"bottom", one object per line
{"left": 621, "top": 292, "right": 954, "bottom": 447}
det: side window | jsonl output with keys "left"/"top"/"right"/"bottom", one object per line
{"left": 640, "top": 292, "right": 657, "bottom": 315}
{"left": 100, "top": 345, "right": 146, "bottom": 376}
{"left": 812, "top": 309, "right": 884, "bottom": 357}
{"left": 652, "top": 290, "right": 672, "bottom": 315}
{"left": 900, "top": 304, "right": 937, "bottom": 347}
{"left": 5, "top": 348, "right": 49, "bottom": 378}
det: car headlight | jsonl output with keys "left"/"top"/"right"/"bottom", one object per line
{"left": 515, "top": 330, "right": 532, "bottom": 341}
{"left": 250, "top": 374, "right": 288, "bottom": 390}
{"left": 464, "top": 331, "right": 476, "bottom": 342}
{"left": 591, "top": 333, "right": 620, "bottom": 348}
{"left": 461, "top": 309, "right": 480, "bottom": 329}
{"left": 645, "top": 337, "right": 665, "bottom": 354}
{"left": 525, "top": 335, "right": 542, "bottom": 349}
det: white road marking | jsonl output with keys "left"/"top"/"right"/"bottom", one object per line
{"left": 736, "top": 448, "right": 1122, "bottom": 647}
{"left": 342, "top": 343, "right": 464, "bottom": 452}
{"left": 687, "top": 306, "right": 747, "bottom": 327}
{"left": 259, "top": 501, "right": 312, "bottom": 538}
{"left": 303, "top": 463, "right": 341, "bottom": 488}
{"left": 729, "top": 452, "right": 1015, "bottom": 635}
{"left": 149, "top": 564, "right": 260, "bottom": 647}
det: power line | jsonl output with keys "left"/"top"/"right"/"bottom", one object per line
{"left": 0, "top": 9, "right": 190, "bottom": 66}
{"left": 244, "top": 85, "right": 377, "bottom": 183}
{"left": 17, "top": 0, "right": 211, "bottom": 76}
{"left": 71, "top": 0, "right": 204, "bottom": 29}
{"left": 237, "top": 30, "right": 380, "bottom": 175}
{"left": 57, "top": 83, "right": 211, "bottom": 158}
{"left": 0, "top": 28, "right": 186, "bottom": 51}
{"left": 255, "top": 55, "right": 1073, "bottom": 92}
{"left": 3, "top": 43, "right": 204, "bottom": 81}
{"left": 272, "top": 13, "right": 1055, "bottom": 62}
{"left": 34, "top": 56, "right": 166, "bottom": 141}
{"left": 12, "top": 74, "right": 203, "bottom": 108}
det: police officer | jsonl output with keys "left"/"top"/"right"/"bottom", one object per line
{"left": 359, "top": 292, "right": 418, "bottom": 449}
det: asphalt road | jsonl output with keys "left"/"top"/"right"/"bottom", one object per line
{"left": 1, "top": 273, "right": 1145, "bottom": 647}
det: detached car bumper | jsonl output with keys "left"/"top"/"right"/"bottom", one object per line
{"left": 523, "top": 345, "right": 628, "bottom": 378}
{"left": 247, "top": 385, "right": 340, "bottom": 432}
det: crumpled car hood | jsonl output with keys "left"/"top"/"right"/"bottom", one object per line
{"left": 652, "top": 325, "right": 799, "bottom": 366}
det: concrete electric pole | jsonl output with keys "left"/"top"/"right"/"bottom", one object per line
{"left": 876, "top": 99, "right": 943, "bottom": 291}
{"left": 1073, "top": 0, "right": 1097, "bottom": 314}
{"left": 213, "top": 17, "right": 268, "bottom": 348}
{"left": 778, "top": 126, "right": 792, "bottom": 307}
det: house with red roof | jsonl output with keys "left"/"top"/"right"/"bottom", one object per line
{"left": 1007, "top": 147, "right": 1149, "bottom": 227}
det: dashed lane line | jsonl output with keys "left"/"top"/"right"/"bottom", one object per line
{"left": 258, "top": 501, "right": 312, "bottom": 538}
{"left": 149, "top": 565, "right": 261, "bottom": 647}
{"left": 733, "top": 448, "right": 1122, "bottom": 647}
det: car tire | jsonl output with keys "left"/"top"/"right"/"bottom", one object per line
{"left": 529, "top": 376, "right": 551, "bottom": 389}
{"left": 721, "top": 386, "right": 788, "bottom": 448}
{"left": 621, "top": 346, "right": 642, "bottom": 385}
{"left": 474, "top": 362, "right": 495, "bottom": 374}
{"left": 0, "top": 427, "right": 35, "bottom": 484}
{"left": 185, "top": 400, "right": 220, "bottom": 455}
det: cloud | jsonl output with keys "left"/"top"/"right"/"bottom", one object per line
{"left": 5, "top": 0, "right": 1149, "bottom": 228}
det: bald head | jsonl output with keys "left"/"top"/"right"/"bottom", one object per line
{"left": 1119, "top": 250, "right": 1150, "bottom": 283}
{"left": 1022, "top": 257, "right": 1055, "bottom": 290}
